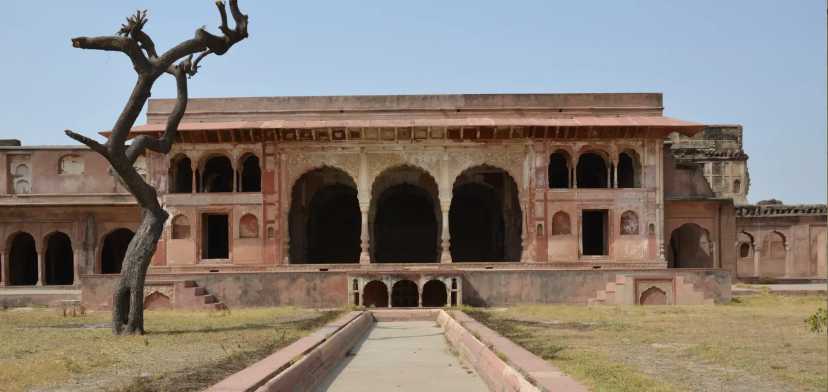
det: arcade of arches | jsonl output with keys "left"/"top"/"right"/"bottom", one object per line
{"left": 286, "top": 164, "right": 523, "bottom": 264}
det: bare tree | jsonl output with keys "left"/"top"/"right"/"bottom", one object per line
{"left": 66, "top": 1, "right": 249, "bottom": 335}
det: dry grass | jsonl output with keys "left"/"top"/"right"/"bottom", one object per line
{"left": 0, "top": 307, "right": 341, "bottom": 392}
{"left": 466, "top": 293, "right": 827, "bottom": 392}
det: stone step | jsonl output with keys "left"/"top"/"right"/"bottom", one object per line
{"left": 183, "top": 280, "right": 198, "bottom": 288}
{"left": 194, "top": 287, "right": 208, "bottom": 296}
{"left": 203, "top": 294, "right": 218, "bottom": 304}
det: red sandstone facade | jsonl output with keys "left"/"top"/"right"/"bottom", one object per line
{"left": 3, "top": 93, "right": 810, "bottom": 309}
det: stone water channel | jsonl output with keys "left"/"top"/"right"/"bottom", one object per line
{"left": 317, "top": 321, "right": 488, "bottom": 391}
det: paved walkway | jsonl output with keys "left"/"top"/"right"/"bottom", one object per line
{"left": 318, "top": 321, "right": 488, "bottom": 392}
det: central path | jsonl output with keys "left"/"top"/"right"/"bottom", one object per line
{"left": 318, "top": 321, "right": 489, "bottom": 391}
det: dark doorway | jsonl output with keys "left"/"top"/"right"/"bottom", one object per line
{"left": 548, "top": 151, "right": 570, "bottom": 189}
{"left": 101, "top": 228, "right": 134, "bottom": 274}
{"left": 202, "top": 214, "right": 229, "bottom": 259}
{"left": 421, "top": 280, "right": 447, "bottom": 307}
{"left": 617, "top": 152, "right": 639, "bottom": 188}
{"left": 449, "top": 183, "right": 504, "bottom": 261}
{"left": 577, "top": 153, "right": 608, "bottom": 188}
{"left": 44, "top": 232, "right": 73, "bottom": 285}
{"left": 240, "top": 155, "right": 261, "bottom": 192}
{"left": 391, "top": 280, "right": 419, "bottom": 307}
{"left": 170, "top": 156, "right": 192, "bottom": 193}
{"left": 668, "top": 223, "right": 713, "bottom": 268}
{"left": 307, "top": 185, "right": 360, "bottom": 263}
{"left": 201, "top": 156, "right": 233, "bottom": 193}
{"left": 8, "top": 232, "right": 37, "bottom": 285}
{"left": 363, "top": 280, "right": 389, "bottom": 308}
{"left": 582, "top": 210, "right": 608, "bottom": 256}
{"left": 374, "top": 184, "right": 438, "bottom": 262}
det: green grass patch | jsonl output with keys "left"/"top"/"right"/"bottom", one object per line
{"left": 0, "top": 307, "right": 341, "bottom": 392}
{"left": 466, "top": 293, "right": 827, "bottom": 392}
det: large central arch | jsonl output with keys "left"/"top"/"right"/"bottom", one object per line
{"left": 289, "top": 167, "right": 361, "bottom": 264}
{"left": 668, "top": 223, "right": 713, "bottom": 268}
{"left": 370, "top": 165, "right": 440, "bottom": 263}
{"left": 449, "top": 165, "right": 522, "bottom": 261}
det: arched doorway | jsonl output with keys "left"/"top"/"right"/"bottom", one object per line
{"left": 370, "top": 166, "right": 440, "bottom": 263}
{"left": 617, "top": 150, "right": 641, "bottom": 188}
{"left": 200, "top": 155, "right": 233, "bottom": 193}
{"left": 289, "top": 167, "right": 360, "bottom": 263}
{"left": 576, "top": 152, "right": 609, "bottom": 188}
{"left": 362, "top": 280, "right": 389, "bottom": 308}
{"left": 101, "top": 229, "right": 135, "bottom": 274}
{"left": 421, "top": 280, "right": 447, "bottom": 307}
{"left": 548, "top": 150, "right": 571, "bottom": 189}
{"left": 391, "top": 280, "right": 419, "bottom": 307}
{"left": 668, "top": 224, "right": 713, "bottom": 268}
{"left": 639, "top": 287, "right": 667, "bottom": 305}
{"left": 759, "top": 231, "right": 787, "bottom": 277}
{"left": 44, "top": 232, "right": 74, "bottom": 285}
{"left": 169, "top": 154, "right": 192, "bottom": 193}
{"left": 449, "top": 165, "right": 521, "bottom": 262}
{"left": 239, "top": 154, "right": 261, "bottom": 192}
{"left": 8, "top": 232, "right": 37, "bottom": 285}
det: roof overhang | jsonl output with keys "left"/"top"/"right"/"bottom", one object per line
{"left": 102, "top": 115, "right": 704, "bottom": 143}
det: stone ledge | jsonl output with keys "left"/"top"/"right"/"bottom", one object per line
{"left": 205, "top": 311, "right": 370, "bottom": 392}
{"left": 440, "top": 310, "right": 587, "bottom": 392}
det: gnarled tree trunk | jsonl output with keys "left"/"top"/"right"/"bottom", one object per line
{"left": 65, "top": 1, "right": 250, "bottom": 335}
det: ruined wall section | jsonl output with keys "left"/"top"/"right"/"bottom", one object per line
{"left": 667, "top": 125, "right": 749, "bottom": 205}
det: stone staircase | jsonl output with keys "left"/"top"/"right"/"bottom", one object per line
{"left": 587, "top": 274, "right": 714, "bottom": 305}
{"left": 144, "top": 280, "right": 228, "bottom": 311}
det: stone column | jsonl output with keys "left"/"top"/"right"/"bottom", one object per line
{"left": 387, "top": 280, "right": 393, "bottom": 308}
{"left": 36, "top": 253, "right": 44, "bottom": 286}
{"left": 0, "top": 252, "right": 6, "bottom": 286}
{"left": 439, "top": 149, "right": 452, "bottom": 263}
{"left": 613, "top": 162, "right": 618, "bottom": 188}
{"left": 418, "top": 282, "right": 423, "bottom": 308}
{"left": 72, "top": 249, "right": 81, "bottom": 286}
{"left": 753, "top": 246, "right": 761, "bottom": 277}
{"left": 190, "top": 159, "right": 197, "bottom": 193}
{"left": 359, "top": 205, "right": 370, "bottom": 264}
{"left": 607, "top": 165, "right": 612, "bottom": 188}
{"left": 440, "top": 203, "right": 451, "bottom": 263}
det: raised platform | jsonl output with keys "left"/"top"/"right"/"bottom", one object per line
{"left": 80, "top": 266, "right": 731, "bottom": 310}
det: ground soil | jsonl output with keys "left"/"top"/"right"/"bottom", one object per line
{"left": 466, "top": 293, "right": 827, "bottom": 392}
{"left": 0, "top": 307, "right": 339, "bottom": 392}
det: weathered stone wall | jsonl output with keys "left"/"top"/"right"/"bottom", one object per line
{"left": 736, "top": 210, "right": 827, "bottom": 279}
{"left": 80, "top": 268, "right": 730, "bottom": 310}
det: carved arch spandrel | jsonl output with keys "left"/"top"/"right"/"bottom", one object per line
{"left": 284, "top": 152, "right": 361, "bottom": 194}
{"left": 445, "top": 148, "right": 526, "bottom": 191}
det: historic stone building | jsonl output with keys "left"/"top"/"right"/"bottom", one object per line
{"left": 670, "top": 127, "right": 827, "bottom": 281}
{"left": 4, "top": 92, "right": 797, "bottom": 310}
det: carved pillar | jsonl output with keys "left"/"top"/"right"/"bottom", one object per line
{"left": 440, "top": 202, "right": 451, "bottom": 263}
{"left": 387, "top": 280, "right": 393, "bottom": 308}
{"left": 439, "top": 150, "right": 452, "bottom": 263}
{"left": 606, "top": 164, "right": 612, "bottom": 188}
{"left": 72, "top": 249, "right": 81, "bottom": 286}
{"left": 612, "top": 161, "right": 618, "bottom": 188}
{"left": 753, "top": 246, "right": 761, "bottom": 277}
{"left": 359, "top": 205, "right": 370, "bottom": 264}
{"left": 190, "top": 158, "right": 197, "bottom": 193}
{"left": 0, "top": 252, "right": 6, "bottom": 286}
{"left": 36, "top": 253, "right": 44, "bottom": 286}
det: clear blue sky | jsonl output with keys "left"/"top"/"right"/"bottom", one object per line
{"left": 0, "top": 1, "right": 825, "bottom": 204}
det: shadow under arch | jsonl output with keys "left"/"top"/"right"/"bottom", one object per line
{"left": 289, "top": 166, "right": 360, "bottom": 264}
{"left": 449, "top": 164, "right": 522, "bottom": 262}
{"left": 369, "top": 164, "right": 440, "bottom": 263}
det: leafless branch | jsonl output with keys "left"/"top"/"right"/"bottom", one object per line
{"left": 65, "top": 129, "right": 109, "bottom": 158}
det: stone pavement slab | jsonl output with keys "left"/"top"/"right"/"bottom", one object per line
{"left": 317, "top": 321, "right": 488, "bottom": 392}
